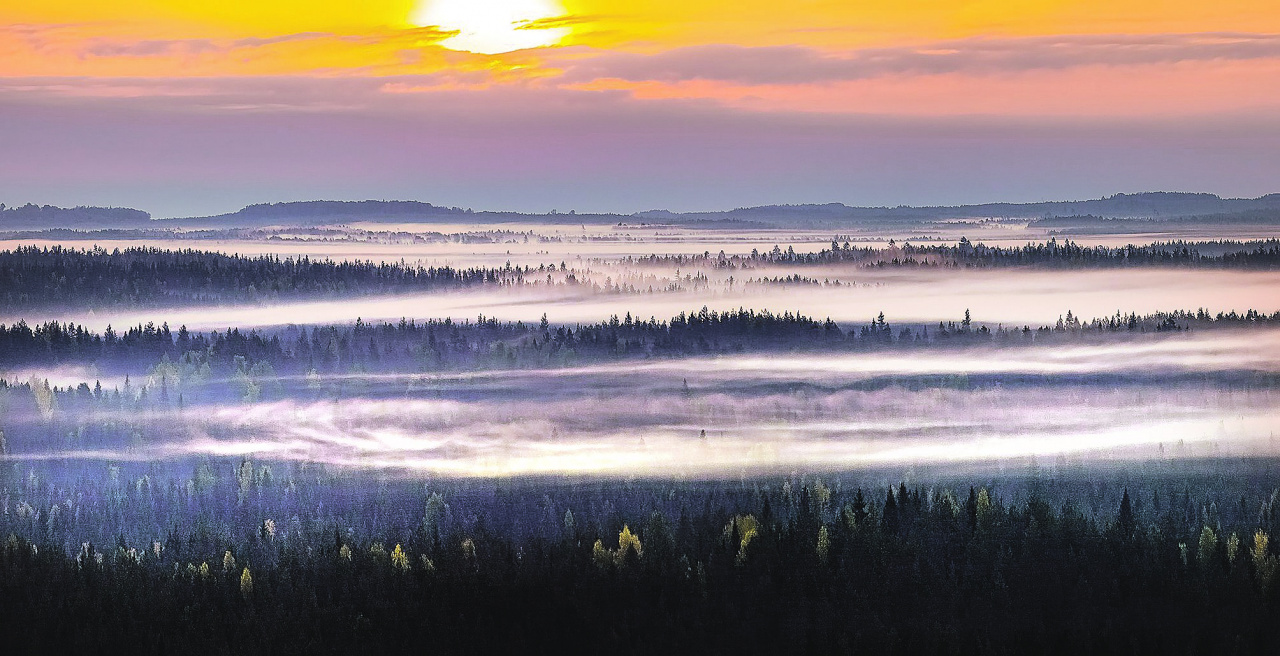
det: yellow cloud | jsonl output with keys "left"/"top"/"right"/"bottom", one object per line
{"left": 0, "top": 1, "right": 418, "bottom": 36}
{"left": 3, "top": 0, "right": 1279, "bottom": 100}
{"left": 558, "top": 0, "right": 1280, "bottom": 50}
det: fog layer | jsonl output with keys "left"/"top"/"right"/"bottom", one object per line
{"left": 10, "top": 330, "right": 1279, "bottom": 478}
{"left": 7, "top": 267, "right": 1278, "bottom": 332}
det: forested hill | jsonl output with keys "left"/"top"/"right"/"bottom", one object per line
{"left": 0, "top": 204, "right": 151, "bottom": 230}
{"left": 6, "top": 193, "right": 1280, "bottom": 231}
{"left": 170, "top": 200, "right": 477, "bottom": 228}
{"left": 633, "top": 192, "right": 1280, "bottom": 228}
{"left": 166, "top": 200, "right": 626, "bottom": 228}
{"left": 169, "top": 193, "right": 1280, "bottom": 229}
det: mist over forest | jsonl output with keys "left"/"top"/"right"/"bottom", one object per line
{"left": 1, "top": 194, "right": 1279, "bottom": 653}
{"left": 10, "top": 0, "right": 1280, "bottom": 644}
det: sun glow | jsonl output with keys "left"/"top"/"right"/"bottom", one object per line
{"left": 411, "top": 0, "right": 570, "bottom": 54}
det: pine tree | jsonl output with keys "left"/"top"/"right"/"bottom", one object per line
{"left": 966, "top": 487, "right": 979, "bottom": 533}
{"left": 849, "top": 486, "right": 870, "bottom": 527}
{"left": 1198, "top": 527, "right": 1218, "bottom": 568}
{"left": 882, "top": 488, "right": 900, "bottom": 536}
{"left": 1117, "top": 488, "right": 1135, "bottom": 540}
{"left": 816, "top": 525, "right": 830, "bottom": 564}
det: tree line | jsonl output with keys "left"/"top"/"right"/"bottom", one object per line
{"left": 624, "top": 238, "right": 1280, "bottom": 269}
{"left": 2, "top": 464, "right": 1280, "bottom": 654}
{"left": 1, "top": 307, "right": 1273, "bottom": 378}
{"left": 4, "top": 238, "right": 1278, "bottom": 312}
{"left": 0, "top": 246, "right": 527, "bottom": 310}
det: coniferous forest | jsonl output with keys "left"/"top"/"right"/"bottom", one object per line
{"left": 4, "top": 467, "right": 1280, "bottom": 655}
{"left": 1, "top": 221, "right": 1279, "bottom": 655}
{"left": 7, "top": 0, "right": 1280, "bottom": 646}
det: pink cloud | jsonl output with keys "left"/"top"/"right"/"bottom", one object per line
{"left": 554, "top": 33, "right": 1280, "bottom": 85}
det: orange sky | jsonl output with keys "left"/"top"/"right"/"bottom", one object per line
{"left": 4, "top": 1, "right": 1280, "bottom": 92}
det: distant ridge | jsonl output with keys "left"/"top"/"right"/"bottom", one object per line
{"left": 181, "top": 192, "right": 1279, "bottom": 228}
{"left": 4, "top": 192, "right": 1279, "bottom": 231}
{"left": 0, "top": 203, "right": 151, "bottom": 230}
{"left": 637, "top": 192, "right": 1280, "bottom": 225}
{"left": 181, "top": 200, "right": 470, "bottom": 226}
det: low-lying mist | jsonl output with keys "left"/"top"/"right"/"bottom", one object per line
{"left": 8, "top": 329, "right": 1279, "bottom": 479}
{"left": 10, "top": 266, "right": 1279, "bottom": 333}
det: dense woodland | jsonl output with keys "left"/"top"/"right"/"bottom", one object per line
{"left": 627, "top": 238, "right": 1280, "bottom": 269}
{"left": 0, "top": 246, "right": 525, "bottom": 310}
{"left": 0, "top": 204, "right": 151, "bottom": 230}
{"left": 0, "top": 307, "right": 1273, "bottom": 382}
{"left": 3, "top": 229, "right": 1280, "bottom": 653}
{"left": 3, "top": 239, "right": 1279, "bottom": 312}
{"left": 0, "top": 306, "right": 1273, "bottom": 459}
{"left": 3, "top": 464, "right": 1280, "bottom": 653}
{"left": 0, "top": 227, "right": 539, "bottom": 245}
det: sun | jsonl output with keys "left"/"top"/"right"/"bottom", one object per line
{"left": 411, "top": 0, "right": 571, "bottom": 54}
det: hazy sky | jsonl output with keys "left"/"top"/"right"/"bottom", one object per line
{"left": 2, "top": 1, "right": 1279, "bottom": 217}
